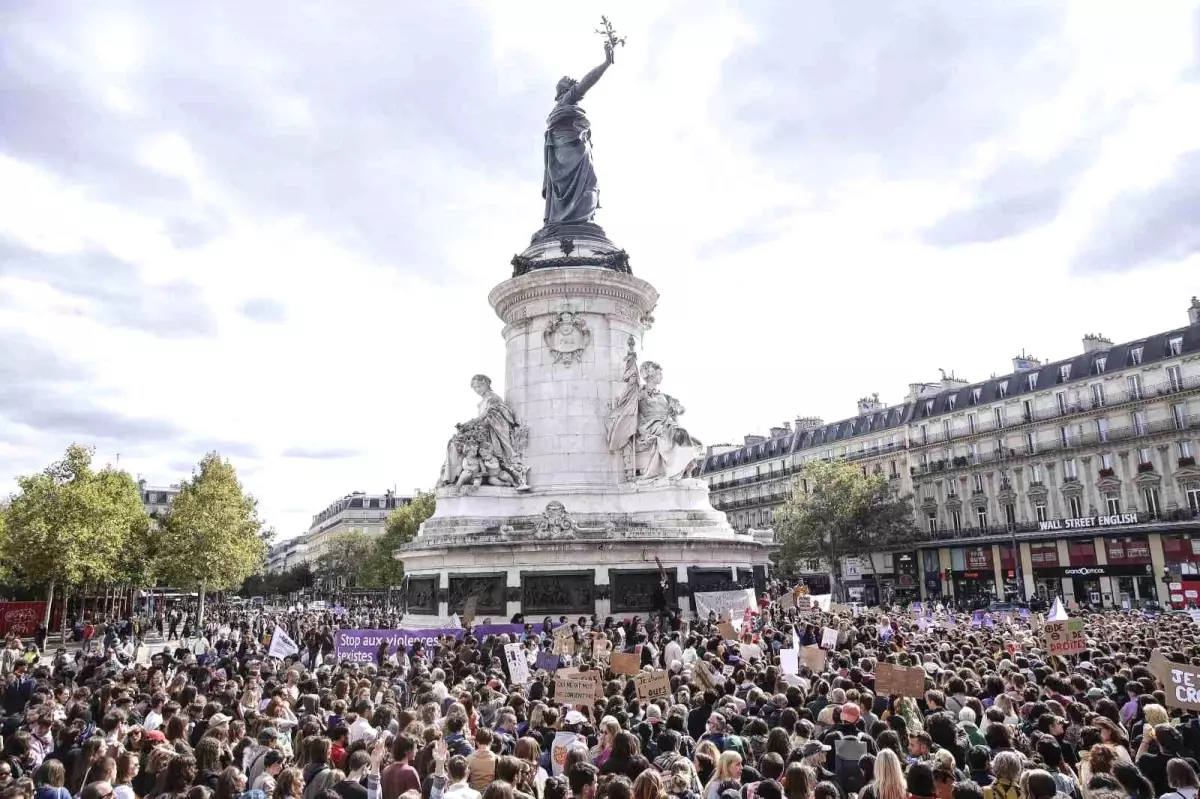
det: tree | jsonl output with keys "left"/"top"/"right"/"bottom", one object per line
{"left": 314, "top": 532, "right": 374, "bottom": 589}
{"left": 773, "top": 459, "right": 915, "bottom": 596}
{"left": 361, "top": 492, "right": 436, "bottom": 588}
{"left": 2, "top": 445, "right": 148, "bottom": 635}
{"left": 157, "top": 452, "right": 266, "bottom": 625}
{"left": 0, "top": 504, "right": 9, "bottom": 585}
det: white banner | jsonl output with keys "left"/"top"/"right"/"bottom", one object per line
{"left": 693, "top": 589, "right": 757, "bottom": 618}
{"left": 504, "top": 642, "right": 531, "bottom": 684}
{"left": 808, "top": 593, "right": 832, "bottom": 613}
{"left": 821, "top": 626, "right": 839, "bottom": 649}
{"left": 780, "top": 647, "right": 798, "bottom": 675}
{"left": 268, "top": 625, "right": 299, "bottom": 659}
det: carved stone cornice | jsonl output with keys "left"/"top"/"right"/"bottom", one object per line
{"left": 1096, "top": 475, "right": 1122, "bottom": 493}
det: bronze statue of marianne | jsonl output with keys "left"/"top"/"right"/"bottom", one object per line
{"left": 542, "top": 40, "right": 615, "bottom": 228}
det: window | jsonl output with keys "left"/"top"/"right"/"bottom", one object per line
{"left": 1063, "top": 458, "right": 1078, "bottom": 479}
{"left": 1168, "top": 365, "right": 1184, "bottom": 391}
{"left": 1028, "top": 373, "right": 1039, "bottom": 391}
{"left": 947, "top": 480, "right": 957, "bottom": 496}
{"left": 890, "top": 460, "right": 898, "bottom": 478}
{"left": 1127, "top": 374, "right": 1143, "bottom": 400}
{"left": 948, "top": 396, "right": 957, "bottom": 411}
{"left": 1145, "top": 487, "right": 1162, "bottom": 518}
{"left": 1031, "top": 463, "right": 1043, "bottom": 483}
{"left": 1004, "top": 504, "right": 1016, "bottom": 526}
{"left": 927, "top": 513, "right": 938, "bottom": 535}
{"left": 976, "top": 508, "right": 988, "bottom": 528}
{"left": 951, "top": 510, "right": 962, "bottom": 533}
{"left": 1101, "top": 452, "right": 1114, "bottom": 469}
{"left": 925, "top": 400, "right": 934, "bottom": 415}
{"left": 1068, "top": 495, "right": 1083, "bottom": 517}
{"left": 1025, "top": 432, "right": 1036, "bottom": 454}
{"left": 972, "top": 387, "right": 982, "bottom": 404}
{"left": 1035, "top": 501, "right": 1049, "bottom": 522}
{"left": 1091, "top": 383, "right": 1105, "bottom": 408}
{"left": 1023, "top": 399, "right": 1034, "bottom": 422}
{"left": 973, "top": 473, "right": 984, "bottom": 492}
{"left": 1175, "top": 403, "right": 1189, "bottom": 430}
{"left": 1031, "top": 541, "right": 1057, "bottom": 564}
{"left": 920, "top": 424, "right": 929, "bottom": 443}
{"left": 1170, "top": 336, "right": 1184, "bottom": 356}
{"left": 1060, "top": 426, "right": 1073, "bottom": 447}
{"left": 1187, "top": 483, "right": 1200, "bottom": 513}
{"left": 1068, "top": 539, "right": 1099, "bottom": 565}
{"left": 1056, "top": 392, "right": 1068, "bottom": 414}
{"left": 1131, "top": 346, "right": 1144, "bottom": 366}
{"left": 969, "top": 442, "right": 980, "bottom": 460}
{"left": 994, "top": 407, "right": 1005, "bottom": 427}
{"left": 1097, "top": 418, "right": 1110, "bottom": 443}
{"left": 1095, "top": 355, "right": 1107, "bottom": 374}
{"left": 1060, "top": 364, "right": 1071, "bottom": 382}
{"left": 1139, "top": 447, "right": 1153, "bottom": 464}
{"left": 999, "top": 381, "right": 1009, "bottom": 399}
{"left": 1182, "top": 441, "right": 1196, "bottom": 459}
{"left": 943, "top": 420, "right": 952, "bottom": 439}
{"left": 1132, "top": 410, "right": 1148, "bottom": 435}
{"left": 968, "top": 413, "right": 978, "bottom": 433}
{"left": 1105, "top": 492, "right": 1121, "bottom": 514}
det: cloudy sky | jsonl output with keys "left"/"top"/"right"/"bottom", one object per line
{"left": 2, "top": 2, "right": 1199, "bottom": 540}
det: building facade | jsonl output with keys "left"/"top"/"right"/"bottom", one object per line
{"left": 266, "top": 538, "right": 310, "bottom": 574}
{"left": 701, "top": 297, "right": 1200, "bottom": 607}
{"left": 138, "top": 479, "right": 180, "bottom": 520}
{"left": 300, "top": 490, "right": 413, "bottom": 563}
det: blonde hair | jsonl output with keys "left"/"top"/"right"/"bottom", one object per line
{"left": 706, "top": 751, "right": 742, "bottom": 791}
{"left": 874, "top": 750, "right": 907, "bottom": 799}
{"left": 599, "top": 715, "right": 621, "bottom": 747}
{"left": 1144, "top": 704, "right": 1170, "bottom": 728}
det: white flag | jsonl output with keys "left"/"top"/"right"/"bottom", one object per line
{"left": 1049, "top": 598, "right": 1068, "bottom": 621}
{"left": 268, "top": 625, "right": 299, "bottom": 659}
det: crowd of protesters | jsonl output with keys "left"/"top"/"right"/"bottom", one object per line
{"left": 2, "top": 584, "right": 1200, "bottom": 799}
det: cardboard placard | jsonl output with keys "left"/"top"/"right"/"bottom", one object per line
{"left": 463, "top": 596, "right": 477, "bottom": 626}
{"left": 821, "top": 627, "right": 839, "bottom": 649}
{"left": 505, "top": 643, "right": 531, "bottom": 684}
{"left": 593, "top": 639, "right": 612, "bottom": 660}
{"left": 556, "top": 675, "right": 600, "bottom": 705}
{"left": 801, "top": 645, "right": 827, "bottom": 673}
{"left": 1152, "top": 654, "right": 1200, "bottom": 711}
{"left": 722, "top": 664, "right": 735, "bottom": 677}
{"left": 537, "top": 651, "right": 561, "bottom": 672}
{"left": 718, "top": 621, "right": 738, "bottom": 641}
{"left": 779, "top": 649, "right": 798, "bottom": 675}
{"left": 553, "top": 628, "right": 576, "bottom": 656}
{"left": 610, "top": 652, "right": 641, "bottom": 676}
{"left": 1042, "top": 619, "right": 1086, "bottom": 656}
{"left": 830, "top": 603, "right": 852, "bottom": 615}
{"left": 874, "top": 662, "right": 926, "bottom": 698}
{"left": 634, "top": 670, "right": 671, "bottom": 701}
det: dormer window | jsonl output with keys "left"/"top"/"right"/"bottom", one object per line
{"left": 1130, "top": 346, "right": 1143, "bottom": 365}
{"left": 971, "top": 387, "right": 982, "bottom": 404}
{"left": 1059, "top": 364, "right": 1071, "bottom": 382}
{"left": 999, "top": 381, "right": 1009, "bottom": 399}
{"left": 925, "top": 400, "right": 934, "bottom": 415}
{"left": 1028, "top": 373, "right": 1038, "bottom": 391}
{"left": 1169, "top": 336, "right": 1183, "bottom": 356}
{"left": 1094, "top": 356, "right": 1107, "bottom": 374}
{"left": 948, "top": 396, "right": 957, "bottom": 411}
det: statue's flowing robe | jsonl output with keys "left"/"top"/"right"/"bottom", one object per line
{"left": 637, "top": 390, "right": 700, "bottom": 480}
{"left": 543, "top": 100, "right": 599, "bottom": 225}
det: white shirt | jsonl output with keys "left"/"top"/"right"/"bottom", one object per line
{"left": 664, "top": 641, "right": 683, "bottom": 668}
{"left": 349, "top": 716, "right": 377, "bottom": 745}
{"left": 444, "top": 783, "right": 481, "bottom": 799}
{"left": 144, "top": 710, "right": 164, "bottom": 732}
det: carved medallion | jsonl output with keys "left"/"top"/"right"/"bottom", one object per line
{"left": 543, "top": 311, "right": 591, "bottom": 366}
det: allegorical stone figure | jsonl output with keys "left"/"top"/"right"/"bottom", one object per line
{"left": 439, "top": 375, "right": 530, "bottom": 491}
{"left": 542, "top": 41, "right": 615, "bottom": 228}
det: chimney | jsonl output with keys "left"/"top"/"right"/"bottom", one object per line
{"left": 769, "top": 421, "right": 792, "bottom": 438}
{"left": 794, "top": 416, "right": 823, "bottom": 430}
{"left": 743, "top": 434, "right": 766, "bottom": 446}
{"left": 1190, "top": 296, "right": 1200, "bottom": 326}
{"left": 1012, "top": 349, "right": 1042, "bottom": 373}
{"left": 856, "top": 393, "right": 886, "bottom": 415}
{"left": 1082, "top": 333, "right": 1113, "bottom": 354}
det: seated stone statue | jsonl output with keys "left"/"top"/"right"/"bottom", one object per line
{"left": 478, "top": 442, "right": 517, "bottom": 487}
{"left": 453, "top": 443, "right": 483, "bottom": 489}
{"left": 438, "top": 374, "right": 531, "bottom": 491}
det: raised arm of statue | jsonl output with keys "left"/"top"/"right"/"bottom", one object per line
{"left": 568, "top": 44, "right": 614, "bottom": 103}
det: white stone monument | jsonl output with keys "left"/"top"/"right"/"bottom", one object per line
{"left": 397, "top": 28, "right": 770, "bottom": 620}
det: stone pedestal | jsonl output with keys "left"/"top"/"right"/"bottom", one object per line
{"left": 399, "top": 264, "right": 771, "bottom": 617}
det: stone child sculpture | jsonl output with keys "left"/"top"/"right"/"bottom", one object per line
{"left": 605, "top": 337, "right": 701, "bottom": 482}
{"left": 439, "top": 375, "right": 530, "bottom": 491}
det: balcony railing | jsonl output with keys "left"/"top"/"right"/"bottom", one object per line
{"left": 912, "top": 416, "right": 1200, "bottom": 477}
{"left": 911, "top": 373, "right": 1200, "bottom": 448}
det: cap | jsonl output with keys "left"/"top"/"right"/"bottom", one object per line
{"left": 646, "top": 705, "right": 662, "bottom": 723}
{"left": 208, "top": 713, "right": 231, "bottom": 727}
{"left": 840, "top": 703, "right": 861, "bottom": 724}
{"left": 145, "top": 730, "right": 167, "bottom": 742}
{"left": 564, "top": 710, "right": 587, "bottom": 725}
{"left": 800, "top": 741, "right": 831, "bottom": 757}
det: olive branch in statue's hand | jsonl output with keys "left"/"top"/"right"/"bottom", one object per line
{"left": 596, "top": 16, "right": 626, "bottom": 62}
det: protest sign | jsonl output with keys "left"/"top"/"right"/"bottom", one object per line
{"left": 335, "top": 624, "right": 535, "bottom": 661}
{"left": 268, "top": 625, "right": 299, "bottom": 659}
{"left": 808, "top": 594, "right": 832, "bottom": 613}
{"left": 553, "top": 630, "right": 576, "bottom": 655}
{"left": 504, "top": 643, "right": 531, "bottom": 684}
{"left": 556, "top": 675, "right": 600, "bottom": 705}
{"left": 536, "top": 651, "right": 560, "bottom": 672}
{"left": 718, "top": 621, "right": 738, "bottom": 641}
{"left": 830, "top": 603, "right": 852, "bottom": 615}
{"left": 874, "top": 662, "right": 926, "bottom": 698}
{"left": 593, "top": 638, "right": 612, "bottom": 660}
{"left": 694, "top": 589, "right": 757, "bottom": 619}
{"left": 821, "top": 627, "right": 839, "bottom": 649}
{"left": 463, "top": 596, "right": 477, "bottom": 626}
{"left": 1042, "top": 619, "right": 1086, "bottom": 656}
{"left": 779, "top": 648, "right": 798, "bottom": 675}
{"left": 722, "top": 664, "right": 735, "bottom": 677}
{"left": 1151, "top": 652, "right": 1200, "bottom": 711}
{"left": 634, "top": 670, "right": 671, "bottom": 701}
{"left": 610, "top": 652, "right": 641, "bottom": 676}
{"left": 801, "top": 645, "right": 826, "bottom": 672}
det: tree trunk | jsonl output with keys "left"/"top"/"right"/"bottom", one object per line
{"left": 60, "top": 586, "right": 69, "bottom": 644}
{"left": 197, "top": 581, "right": 207, "bottom": 627}
{"left": 44, "top": 581, "right": 55, "bottom": 627}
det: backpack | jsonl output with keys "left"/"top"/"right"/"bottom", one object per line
{"left": 834, "top": 737, "right": 867, "bottom": 794}
{"left": 984, "top": 780, "right": 1022, "bottom": 799}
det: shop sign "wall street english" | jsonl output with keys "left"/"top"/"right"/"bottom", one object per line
{"left": 1037, "top": 513, "right": 1139, "bottom": 532}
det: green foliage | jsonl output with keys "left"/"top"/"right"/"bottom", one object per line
{"left": 315, "top": 531, "right": 375, "bottom": 587}
{"left": 3, "top": 444, "right": 149, "bottom": 589}
{"left": 157, "top": 452, "right": 266, "bottom": 592}
{"left": 774, "top": 459, "right": 915, "bottom": 573}
{"left": 0, "top": 504, "right": 9, "bottom": 584}
{"left": 361, "top": 492, "right": 436, "bottom": 588}
{"left": 239, "top": 561, "right": 313, "bottom": 597}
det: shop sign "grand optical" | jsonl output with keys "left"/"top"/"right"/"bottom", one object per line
{"left": 1037, "top": 513, "right": 1139, "bottom": 532}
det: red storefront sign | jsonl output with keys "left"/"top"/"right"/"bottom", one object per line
{"left": 0, "top": 602, "right": 52, "bottom": 637}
